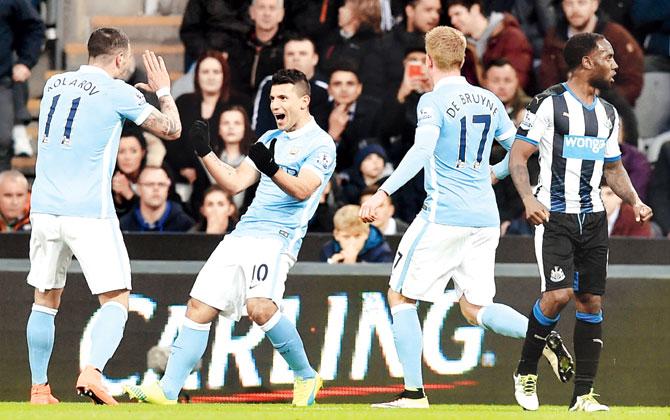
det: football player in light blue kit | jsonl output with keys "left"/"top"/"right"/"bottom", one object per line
{"left": 26, "top": 28, "right": 182, "bottom": 405}
{"left": 360, "top": 26, "right": 571, "bottom": 408}
{"left": 125, "top": 69, "right": 335, "bottom": 406}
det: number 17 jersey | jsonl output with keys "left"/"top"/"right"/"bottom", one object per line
{"left": 31, "top": 65, "right": 154, "bottom": 218}
{"left": 416, "top": 76, "right": 516, "bottom": 227}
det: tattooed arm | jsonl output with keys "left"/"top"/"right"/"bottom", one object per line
{"left": 135, "top": 50, "right": 182, "bottom": 140}
{"left": 510, "top": 139, "right": 550, "bottom": 225}
{"left": 603, "top": 159, "right": 653, "bottom": 222}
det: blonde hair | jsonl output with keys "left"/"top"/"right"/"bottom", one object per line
{"left": 333, "top": 204, "right": 369, "bottom": 233}
{"left": 425, "top": 26, "right": 466, "bottom": 71}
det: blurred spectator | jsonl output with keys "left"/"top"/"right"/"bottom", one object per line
{"left": 308, "top": 178, "right": 339, "bottom": 233}
{"left": 210, "top": 105, "right": 256, "bottom": 209}
{"left": 0, "top": 0, "right": 44, "bottom": 170}
{"left": 252, "top": 36, "right": 329, "bottom": 136}
{"left": 617, "top": 118, "right": 651, "bottom": 201}
{"left": 0, "top": 169, "right": 30, "bottom": 232}
{"left": 447, "top": 0, "right": 533, "bottom": 89}
{"left": 283, "top": 0, "right": 340, "bottom": 46}
{"left": 320, "top": 204, "right": 393, "bottom": 263}
{"left": 191, "top": 185, "right": 237, "bottom": 234}
{"left": 120, "top": 166, "right": 195, "bottom": 232}
{"left": 167, "top": 51, "right": 250, "bottom": 214}
{"left": 648, "top": 141, "right": 670, "bottom": 238}
{"left": 179, "top": 0, "right": 251, "bottom": 69}
{"left": 12, "top": 81, "right": 33, "bottom": 157}
{"left": 113, "top": 125, "right": 148, "bottom": 217}
{"left": 483, "top": 58, "right": 531, "bottom": 125}
{"left": 359, "top": 184, "right": 408, "bottom": 235}
{"left": 342, "top": 144, "right": 389, "bottom": 204}
{"left": 539, "top": 0, "right": 644, "bottom": 106}
{"left": 228, "top": 0, "right": 287, "bottom": 98}
{"left": 359, "top": 0, "right": 441, "bottom": 100}
{"left": 317, "top": 0, "right": 382, "bottom": 75}
{"left": 315, "top": 63, "right": 383, "bottom": 172}
{"left": 601, "top": 184, "right": 652, "bottom": 238}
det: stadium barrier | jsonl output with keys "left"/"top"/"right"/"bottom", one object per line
{"left": 0, "top": 254, "right": 668, "bottom": 405}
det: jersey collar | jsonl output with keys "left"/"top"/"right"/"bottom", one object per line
{"left": 79, "top": 65, "right": 113, "bottom": 79}
{"left": 433, "top": 75, "right": 467, "bottom": 90}
{"left": 286, "top": 116, "right": 317, "bottom": 139}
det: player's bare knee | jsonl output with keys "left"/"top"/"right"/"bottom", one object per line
{"left": 185, "top": 298, "right": 219, "bottom": 324}
{"left": 247, "top": 298, "right": 278, "bottom": 325}
{"left": 34, "top": 288, "right": 63, "bottom": 309}
{"left": 98, "top": 289, "right": 129, "bottom": 308}
{"left": 387, "top": 288, "right": 414, "bottom": 307}
{"left": 575, "top": 293, "right": 601, "bottom": 313}
{"left": 540, "top": 289, "right": 571, "bottom": 315}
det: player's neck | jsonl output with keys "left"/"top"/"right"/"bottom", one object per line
{"left": 87, "top": 59, "right": 118, "bottom": 79}
{"left": 289, "top": 113, "right": 312, "bottom": 132}
{"left": 432, "top": 69, "right": 461, "bottom": 85}
{"left": 566, "top": 77, "right": 597, "bottom": 106}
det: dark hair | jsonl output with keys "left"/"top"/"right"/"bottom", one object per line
{"left": 564, "top": 32, "right": 606, "bottom": 72}
{"left": 446, "top": 0, "right": 487, "bottom": 15}
{"left": 284, "top": 34, "right": 318, "bottom": 54}
{"left": 200, "top": 185, "right": 239, "bottom": 229}
{"left": 216, "top": 105, "right": 255, "bottom": 156}
{"left": 117, "top": 122, "right": 148, "bottom": 179}
{"left": 194, "top": 50, "right": 232, "bottom": 102}
{"left": 271, "top": 69, "right": 311, "bottom": 96}
{"left": 484, "top": 57, "right": 513, "bottom": 72}
{"left": 328, "top": 59, "right": 361, "bottom": 81}
{"left": 87, "top": 27, "right": 130, "bottom": 58}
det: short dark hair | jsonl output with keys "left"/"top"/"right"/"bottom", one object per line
{"left": 284, "top": 34, "right": 317, "bottom": 53}
{"left": 446, "top": 0, "right": 487, "bottom": 15}
{"left": 272, "top": 69, "right": 311, "bottom": 96}
{"left": 328, "top": 59, "right": 360, "bottom": 81}
{"left": 564, "top": 32, "right": 606, "bottom": 71}
{"left": 484, "top": 58, "right": 513, "bottom": 72}
{"left": 87, "top": 27, "right": 130, "bottom": 58}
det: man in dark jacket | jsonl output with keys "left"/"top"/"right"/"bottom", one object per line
{"left": 320, "top": 204, "right": 394, "bottom": 263}
{"left": 0, "top": 0, "right": 44, "bottom": 170}
{"left": 120, "top": 167, "right": 194, "bottom": 232}
{"left": 539, "top": 1, "right": 644, "bottom": 105}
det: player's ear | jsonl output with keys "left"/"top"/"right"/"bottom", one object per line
{"left": 302, "top": 94, "right": 310, "bottom": 110}
{"left": 582, "top": 55, "right": 593, "bottom": 70}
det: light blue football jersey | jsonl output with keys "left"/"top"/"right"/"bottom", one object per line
{"left": 417, "top": 76, "right": 516, "bottom": 227}
{"left": 31, "top": 65, "right": 154, "bottom": 218}
{"left": 231, "top": 118, "right": 336, "bottom": 258}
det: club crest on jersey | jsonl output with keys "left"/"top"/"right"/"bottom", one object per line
{"left": 562, "top": 135, "right": 607, "bottom": 160}
{"left": 520, "top": 110, "right": 536, "bottom": 130}
{"left": 315, "top": 152, "right": 333, "bottom": 170}
{"left": 550, "top": 266, "right": 566, "bottom": 283}
{"left": 418, "top": 107, "right": 435, "bottom": 121}
{"left": 135, "top": 91, "right": 146, "bottom": 106}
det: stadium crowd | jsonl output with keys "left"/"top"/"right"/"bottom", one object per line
{"left": 2, "top": 0, "right": 669, "bottom": 246}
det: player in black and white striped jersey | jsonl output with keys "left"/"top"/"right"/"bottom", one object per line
{"left": 509, "top": 32, "right": 653, "bottom": 412}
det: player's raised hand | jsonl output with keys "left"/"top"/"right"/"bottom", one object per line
{"left": 633, "top": 201, "right": 653, "bottom": 223}
{"left": 523, "top": 196, "right": 550, "bottom": 225}
{"left": 359, "top": 190, "right": 387, "bottom": 223}
{"left": 135, "top": 50, "right": 170, "bottom": 93}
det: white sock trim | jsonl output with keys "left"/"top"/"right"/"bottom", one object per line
{"left": 258, "top": 310, "right": 282, "bottom": 332}
{"left": 32, "top": 304, "right": 58, "bottom": 316}
{"left": 391, "top": 303, "right": 417, "bottom": 316}
{"left": 476, "top": 306, "right": 487, "bottom": 327}
{"left": 101, "top": 301, "right": 129, "bottom": 322}
{"left": 183, "top": 317, "right": 212, "bottom": 331}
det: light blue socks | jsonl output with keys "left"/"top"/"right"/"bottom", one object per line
{"left": 261, "top": 311, "right": 315, "bottom": 380}
{"left": 89, "top": 301, "right": 128, "bottom": 371}
{"left": 391, "top": 303, "right": 424, "bottom": 390}
{"left": 160, "top": 318, "right": 211, "bottom": 400}
{"left": 477, "top": 303, "right": 529, "bottom": 339}
{"left": 26, "top": 304, "right": 57, "bottom": 385}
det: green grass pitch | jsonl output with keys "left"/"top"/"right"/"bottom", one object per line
{"left": 1, "top": 403, "right": 668, "bottom": 420}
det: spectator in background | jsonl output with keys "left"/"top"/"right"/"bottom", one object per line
{"left": 0, "top": 169, "right": 30, "bottom": 232}
{"left": 179, "top": 0, "right": 251, "bottom": 69}
{"left": 120, "top": 166, "right": 195, "bottom": 232}
{"left": 483, "top": 58, "right": 531, "bottom": 126}
{"left": 191, "top": 185, "right": 237, "bottom": 234}
{"left": 0, "top": 0, "right": 44, "bottom": 170}
{"left": 112, "top": 125, "right": 148, "bottom": 217}
{"left": 601, "top": 184, "right": 652, "bottom": 238}
{"left": 283, "top": 0, "right": 340, "bottom": 46}
{"left": 359, "top": 0, "right": 441, "bottom": 100}
{"left": 359, "top": 184, "right": 408, "bottom": 235}
{"left": 447, "top": 0, "right": 533, "bottom": 90}
{"left": 167, "top": 51, "right": 250, "bottom": 214}
{"left": 252, "top": 36, "right": 329, "bottom": 136}
{"left": 316, "top": 62, "right": 383, "bottom": 172}
{"left": 228, "top": 0, "right": 287, "bottom": 98}
{"left": 617, "top": 118, "right": 651, "bottom": 201}
{"left": 210, "top": 105, "right": 256, "bottom": 209}
{"left": 320, "top": 204, "right": 393, "bottom": 263}
{"left": 342, "top": 144, "right": 389, "bottom": 204}
{"left": 539, "top": 0, "right": 644, "bottom": 106}
{"left": 317, "top": 0, "right": 382, "bottom": 75}
{"left": 648, "top": 141, "right": 670, "bottom": 238}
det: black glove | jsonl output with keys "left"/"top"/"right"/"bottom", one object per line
{"left": 248, "top": 138, "right": 279, "bottom": 177}
{"left": 189, "top": 120, "right": 212, "bottom": 157}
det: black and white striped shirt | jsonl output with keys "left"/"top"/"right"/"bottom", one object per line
{"left": 516, "top": 83, "right": 621, "bottom": 214}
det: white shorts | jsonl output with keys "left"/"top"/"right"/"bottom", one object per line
{"left": 27, "top": 214, "right": 132, "bottom": 295}
{"left": 389, "top": 217, "right": 499, "bottom": 306}
{"left": 190, "top": 235, "right": 294, "bottom": 321}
